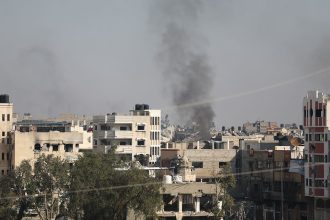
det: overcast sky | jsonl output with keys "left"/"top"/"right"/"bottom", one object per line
{"left": 1, "top": 0, "right": 330, "bottom": 127}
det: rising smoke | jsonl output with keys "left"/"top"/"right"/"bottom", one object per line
{"left": 151, "top": 0, "right": 215, "bottom": 139}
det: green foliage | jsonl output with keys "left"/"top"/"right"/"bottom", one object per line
{"left": 0, "top": 155, "right": 70, "bottom": 220}
{"left": 68, "top": 151, "right": 162, "bottom": 220}
{"left": 213, "top": 164, "right": 236, "bottom": 218}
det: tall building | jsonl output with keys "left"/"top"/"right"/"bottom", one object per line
{"left": 0, "top": 94, "right": 13, "bottom": 176}
{"left": 93, "top": 104, "right": 161, "bottom": 164}
{"left": 303, "top": 90, "right": 330, "bottom": 219}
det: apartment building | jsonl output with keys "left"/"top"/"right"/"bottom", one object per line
{"left": 303, "top": 90, "right": 330, "bottom": 219}
{"left": 93, "top": 104, "right": 161, "bottom": 164}
{"left": 0, "top": 94, "right": 13, "bottom": 176}
{"left": 10, "top": 120, "right": 93, "bottom": 169}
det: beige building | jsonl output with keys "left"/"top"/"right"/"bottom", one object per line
{"left": 11, "top": 121, "right": 93, "bottom": 168}
{"left": 0, "top": 94, "right": 13, "bottom": 176}
{"left": 93, "top": 104, "right": 161, "bottom": 164}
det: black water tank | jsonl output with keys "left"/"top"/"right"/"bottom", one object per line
{"left": 135, "top": 104, "right": 142, "bottom": 110}
{"left": 0, "top": 94, "right": 9, "bottom": 103}
{"left": 143, "top": 104, "right": 149, "bottom": 110}
{"left": 238, "top": 126, "right": 242, "bottom": 131}
{"left": 221, "top": 126, "right": 226, "bottom": 131}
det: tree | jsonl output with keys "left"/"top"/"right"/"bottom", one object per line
{"left": 67, "top": 150, "right": 162, "bottom": 220}
{"left": 0, "top": 155, "right": 70, "bottom": 220}
{"left": 213, "top": 163, "right": 236, "bottom": 219}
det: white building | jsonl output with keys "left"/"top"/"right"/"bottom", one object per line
{"left": 0, "top": 94, "right": 13, "bottom": 176}
{"left": 93, "top": 104, "right": 161, "bottom": 164}
{"left": 303, "top": 90, "right": 330, "bottom": 219}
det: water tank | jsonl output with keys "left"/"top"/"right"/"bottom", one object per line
{"left": 221, "top": 126, "right": 226, "bottom": 131}
{"left": 0, "top": 94, "right": 9, "bottom": 103}
{"left": 238, "top": 126, "right": 242, "bottom": 131}
{"left": 135, "top": 104, "right": 142, "bottom": 111}
{"left": 163, "top": 175, "right": 172, "bottom": 184}
{"left": 143, "top": 104, "right": 149, "bottom": 110}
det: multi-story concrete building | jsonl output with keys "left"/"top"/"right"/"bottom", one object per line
{"left": 10, "top": 120, "right": 93, "bottom": 169}
{"left": 0, "top": 94, "right": 13, "bottom": 176}
{"left": 93, "top": 104, "right": 161, "bottom": 164}
{"left": 303, "top": 90, "right": 330, "bottom": 219}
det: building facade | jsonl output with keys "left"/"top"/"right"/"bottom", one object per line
{"left": 0, "top": 94, "right": 13, "bottom": 176}
{"left": 93, "top": 104, "right": 161, "bottom": 164}
{"left": 303, "top": 90, "right": 330, "bottom": 219}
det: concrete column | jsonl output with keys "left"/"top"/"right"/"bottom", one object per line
{"left": 178, "top": 194, "right": 182, "bottom": 213}
{"left": 212, "top": 141, "right": 215, "bottom": 150}
{"left": 195, "top": 197, "right": 200, "bottom": 212}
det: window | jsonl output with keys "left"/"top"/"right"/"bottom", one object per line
{"left": 119, "top": 141, "right": 127, "bottom": 145}
{"left": 6, "top": 153, "right": 9, "bottom": 160}
{"left": 1, "top": 153, "right": 4, "bottom": 160}
{"left": 7, "top": 114, "right": 10, "bottom": 121}
{"left": 94, "top": 139, "right": 98, "bottom": 145}
{"left": 1, "top": 170, "right": 4, "bottom": 175}
{"left": 310, "top": 108, "right": 313, "bottom": 117}
{"left": 315, "top": 180, "right": 325, "bottom": 187}
{"left": 137, "top": 139, "right": 145, "bottom": 146}
{"left": 315, "top": 155, "right": 325, "bottom": 163}
{"left": 316, "top": 109, "right": 322, "bottom": 117}
{"left": 94, "top": 125, "right": 97, "bottom": 130}
{"left": 320, "top": 134, "right": 324, "bottom": 142}
{"left": 34, "top": 144, "right": 41, "bottom": 151}
{"left": 325, "top": 134, "right": 328, "bottom": 141}
{"left": 192, "top": 161, "right": 203, "bottom": 168}
{"left": 219, "top": 162, "right": 227, "bottom": 168}
{"left": 315, "top": 134, "right": 320, "bottom": 141}
{"left": 2, "top": 114, "right": 5, "bottom": 121}
{"left": 306, "top": 134, "right": 308, "bottom": 141}
{"left": 137, "top": 124, "right": 145, "bottom": 131}
{"left": 1, "top": 132, "right": 4, "bottom": 137}
{"left": 309, "top": 179, "right": 312, "bottom": 187}
{"left": 52, "top": 145, "right": 59, "bottom": 151}
{"left": 306, "top": 178, "right": 308, "bottom": 186}
{"left": 64, "top": 144, "right": 73, "bottom": 152}
{"left": 309, "top": 134, "right": 312, "bottom": 141}
{"left": 120, "top": 126, "right": 127, "bottom": 131}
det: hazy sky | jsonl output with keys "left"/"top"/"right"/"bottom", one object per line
{"left": 1, "top": 0, "right": 330, "bottom": 127}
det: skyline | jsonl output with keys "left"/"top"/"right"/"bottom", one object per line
{"left": 1, "top": 0, "right": 330, "bottom": 126}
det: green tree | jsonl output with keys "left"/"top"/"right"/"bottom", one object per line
{"left": 213, "top": 164, "right": 236, "bottom": 219}
{"left": 0, "top": 155, "right": 70, "bottom": 220}
{"left": 68, "top": 150, "right": 162, "bottom": 220}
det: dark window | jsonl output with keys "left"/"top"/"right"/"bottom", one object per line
{"left": 316, "top": 199, "right": 325, "bottom": 208}
{"left": 119, "top": 141, "right": 127, "bottom": 145}
{"left": 94, "top": 139, "right": 97, "bottom": 145}
{"left": 2, "top": 114, "right": 5, "bottom": 121}
{"left": 325, "top": 134, "right": 328, "bottom": 141}
{"left": 137, "top": 124, "right": 145, "bottom": 131}
{"left": 1, "top": 153, "right": 4, "bottom": 160}
{"left": 6, "top": 153, "right": 9, "bottom": 160}
{"left": 7, "top": 114, "right": 10, "bottom": 121}
{"left": 310, "top": 108, "right": 313, "bottom": 117}
{"left": 52, "top": 145, "right": 59, "bottom": 151}
{"left": 306, "top": 134, "right": 308, "bottom": 141}
{"left": 192, "top": 161, "right": 203, "bottom": 168}
{"left": 304, "top": 110, "right": 307, "bottom": 117}
{"left": 94, "top": 125, "right": 97, "bottom": 130}
{"left": 316, "top": 109, "right": 322, "bottom": 117}
{"left": 315, "top": 134, "right": 320, "bottom": 141}
{"left": 314, "top": 155, "right": 324, "bottom": 163}
{"left": 34, "top": 144, "right": 41, "bottom": 151}
{"left": 306, "top": 178, "right": 308, "bottom": 186}
{"left": 120, "top": 126, "right": 127, "bottom": 131}
{"left": 219, "top": 162, "right": 227, "bottom": 168}
{"left": 1, "top": 170, "right": 4, "bottom": 175}
{"left": 1, "top": 132, "right": 4, "bottom": 136}
{"left": 64, "top": 144, "right": 73, "bottom": 152}
{"left": 309, "top": 134, "right": 312, "bottom": 141}
{"left": 137, "top": 140, "right": 145, "bottom": 146}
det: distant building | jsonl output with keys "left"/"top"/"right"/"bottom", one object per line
{"left": 0, "top": 94, "right": 13, "bottom": 176}
{"left": 243, "top": 121, "right": 279, "bottom": 134}
{"left": 303, "top": 90, "right": 330, "bottom": 219}
{"left": 93, "top": 104, "right": 161, "bottom": 164}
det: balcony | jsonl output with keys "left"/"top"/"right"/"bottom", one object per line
{"left": 95, "top": 130, "right": 133, "bottom": 139}
{"left": 116, "top": 145, "right": 133, "bottom": 154}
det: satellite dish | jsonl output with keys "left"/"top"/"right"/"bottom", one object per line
{"left": 290, "top": 137, "right": 303, "bottom": 146}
